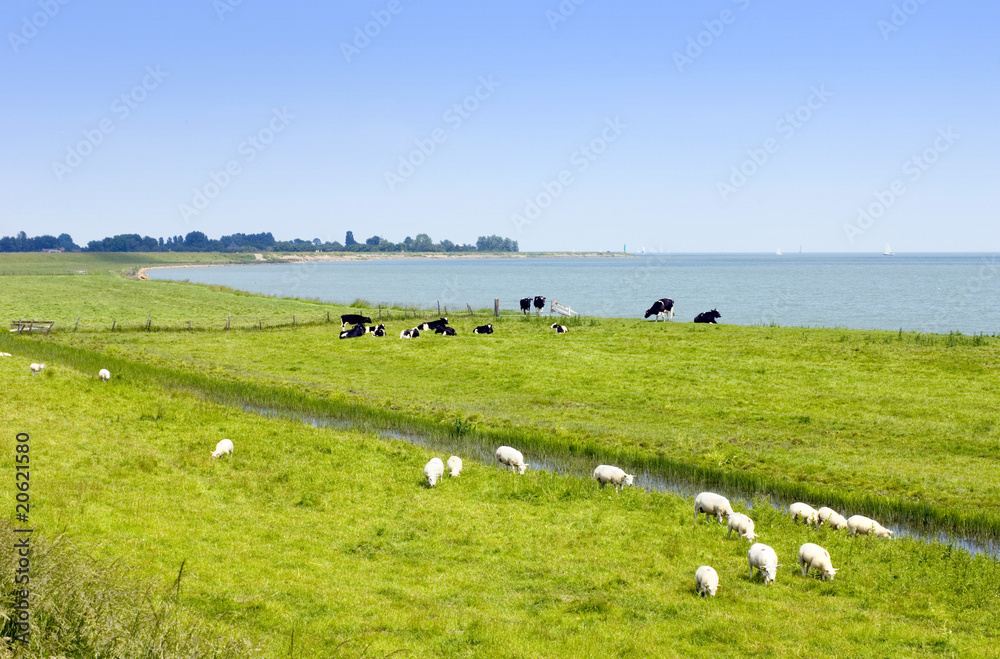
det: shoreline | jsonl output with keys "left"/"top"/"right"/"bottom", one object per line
{"left": 135, "top": 250, "right": 631, "bottom": 278}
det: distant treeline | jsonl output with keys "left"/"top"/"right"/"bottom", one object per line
{"left": 0, "top": 231, "right": 518, "bottom": 253}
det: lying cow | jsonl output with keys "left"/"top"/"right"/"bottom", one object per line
{"left": 436, "top": 326, "right": 457, "bottom": 336}
{"left": 339, "top": 324, "right": 366, "bottom": 339}
{"left": 473, "top": 324, "right": 493, "bottom": 334}
{"left": 694, "top": 309, "right": 721, "bottom": 324}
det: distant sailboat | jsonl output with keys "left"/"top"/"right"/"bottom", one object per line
{"left": 776, "top": 248, "right": 782, "bottom": 256}
{"left": 883, "top": 242, "right": 894, "bottom": 256}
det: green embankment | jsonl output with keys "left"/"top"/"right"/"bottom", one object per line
{"left": 2, "top": 349, "right": 998, "bottom": 658}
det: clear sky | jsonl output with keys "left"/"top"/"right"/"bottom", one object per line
{"left": 2, "top": 1, "right": 997, "bottom": 252}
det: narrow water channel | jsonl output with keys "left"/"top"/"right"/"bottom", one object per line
{"left": 243, "top": 404, "right": 999, "bottom": 559}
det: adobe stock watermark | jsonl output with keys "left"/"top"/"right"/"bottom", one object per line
{"left": 932, "top": 256, "right": 998, "bottom": 329}
{"left": 716, "top": 85, "right": 833, "bottom": 201}
{"left": 8, "top": 0, "right": 72, "bottom": 54}
{"left": 842, "top": 127, "right": 958, "bottom": 244}
{"left": 672, "top": 0, "right": 751, "bottom": 73}
{"left": 51, "top": 66, "right": 169, "bottom": 182}
{"left": 878, "top": 0, "right": 930, "bottom": 41}
{"left": 545, "top": 0, "right": 588, "bottom": 31}
{"left": 384, "top": 75, "right": 500, "bottom": 193}
{"left": 510, "top": 117, "right": 626, "bottom": 233}
{"left": 340, "top": 0, "right": 410, "bottom": 64}
{"left": 178, "top": 108, "right": 293, "bottom": 222}
{"left": 214, "top": 0, "right": 245, "bottom": 21}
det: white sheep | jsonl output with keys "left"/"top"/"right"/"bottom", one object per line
{"left": 211, "top": 439, "right": 234, "bottom": 459}
{"left": 592, "top": 465, "right": 635, "bottom": 492}
{"left": 447, "top": 455, "right": 463, "bottom": 477}
{"left": 694, "top": 492, "right": 734, "bottom": 523}
{"left": 0, "top": 352, "right": 12, "bottom": 357}
{"left": 495, "top": 446, "right": 528, "bottom": 474}
{"left": 748, "top": 542, "right": 780, "bottom": 585}
{"left": 817, "top": 506, "right": 849, "bottom": 530}
{"left": 847, "top": 514, "right": 893, "bottom": 538}
{"left": 726, "top": 512, "right": 758, "bottom": 541}
{"left": 789, "top": 502, "right": 819, "bottom": 526}
{"left": 798, "top": 542, "right": 838, "bottom": 581}
{"left": 695, "top": 565, "right": 719, "bottom": 597}
{"left": 29, "top": 363, "right": 45, "bottom": 375}
{"left": 424, "top": 457, "right": 444, "bottom": 487}
{"left": 98, "top": 369, "right": 111, "bottom": 381}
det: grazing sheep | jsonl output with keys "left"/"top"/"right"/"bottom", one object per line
{"left": 592, "top": 465, "right": 635, "bottom": 492}
{"left": 550, "top": 323, "right": 569, "bottom": 334}
{"left": 817, "top": 506, "right": 849, "bottom": 530}
{"left": 789, "top": 502, "right": 819, "bottom": 526}
{"left": 798, "top": 542, "right": 838, "bottom": 581}
{"left": 694, "top": 492, "right": 734, "bottom": 523}
{"left": 695, "top": 565, "right": 719, "bottom": 597}
{"left": 98, "top": 369, "right": 111, "bottom": 381}
{"left": 847, "top": 514, "right": 893, "bottom": 538}
{"left": 447, "top": 455, "right": 463, "bottom": 477}
{"left": 495, "top": 446, "right": 528, "bottom": 474}
{"left": 424, "top": 457, "right": 445, "bottom": 487}
{"left": 0, "top": 352, "right": 12, "bottom": 357}
{"left": 726, "top": 512, "right": 758, "bottom": 541}
{"left": 748, "top": 543, "right": 780, "bottom": 585}
{"left": 211, "top": 439, "right": 234, "bottom": 459}
{"left": 29, "top": 363, "right": 45, "bottom": 375}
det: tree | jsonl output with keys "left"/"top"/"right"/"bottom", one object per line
{"left": 184, "top": 231, "right": 209, "bottom": 251}
{"left": 345, "top": 231, "right": 357, "bottom": 247}
{"left": 366, "top": 235, "right": 381, "bottom": 246}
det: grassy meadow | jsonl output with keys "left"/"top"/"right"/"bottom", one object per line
{"left": 2, "top": 253, "right": 1000, "bottom": 657}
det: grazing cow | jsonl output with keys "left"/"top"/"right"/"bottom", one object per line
{"left": 436, "top": 326, "right": 457, "bottom": 336}
{"left": 533, "top": 296, "right": 546, "bottom": 313}
{"left": 550, "top": 323, "right": 569, "bottom": 334}
{"left": 400, "top": 328, "right": 421, "bottom": 339}
{"left": 473, "top": 324, "right": 494, "bottom": 334}
{"left": 419, "top": 318, "right": 449, "bottom": 332}
{"left": 694, "top": 309, "right": 721, "bottom": 324}
{"left": 339, "top": 324, "right": 366, "bottom": 339}
{"left": 341, "top": 313, "right": 372, "bottom": 328}
{"left": 520, "top": 298, "right": 532, "bottom": 314}
{"left": 644, "top": 298, "right": 675, "bottom": 321}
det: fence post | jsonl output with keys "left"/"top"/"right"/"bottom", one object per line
{"left": 259, "top": 318, "right": 262, "bottom": 330}
{"left": 494, "top": 298, "right": 499, "bottom": 318}
{"left": 146, "top": 314, "right": 151, "bottom": 330}
{"left": 111, "top": 320, "right": 116, "bottom": 331}
{"left": 378, "top": 305, "right": 382, "bottom": 321}
{"left": 74, "top": 316, "right": 80, "bottom": 331}
{"left": 226, "top": 314, "right": 230, "bottom": 330}
{"left": 292, "top": 315, "right": 296, "bottom": 327}
{"left": 467, "top": 303, "right": 473, "bottom": 317}
{"left": 437, "top": 300, "right": 441, "bottom": 316}
{"left": 188, "top": 320, "right": 192, "bottom": 331}
{"left": 326, "top": 311, "right": 330, "bottom": 323}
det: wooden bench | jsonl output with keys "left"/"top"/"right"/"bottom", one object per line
{"left": 10, "top": 320, "right": 55, "bottom": 335}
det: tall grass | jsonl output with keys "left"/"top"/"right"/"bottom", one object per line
{"left": 0, "top": 521, "right": 252, "bottom": 658}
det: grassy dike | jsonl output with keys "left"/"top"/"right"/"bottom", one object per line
{"left": 2, "top": 345, "right": 999, "bottom": 657}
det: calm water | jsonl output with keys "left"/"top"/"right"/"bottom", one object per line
{"left": 150, "top": 253, "right": 1000, "bottom": 334}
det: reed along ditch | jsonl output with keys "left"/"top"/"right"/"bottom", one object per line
{"left": 241, "top": 403, "right": 1000, "bottom": 559}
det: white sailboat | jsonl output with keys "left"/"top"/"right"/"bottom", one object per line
{"left": 883, "top": 242, "right": 894, "bottom": 256}
{"left": 776, "top": 248, "right": 782, "bottom": 256}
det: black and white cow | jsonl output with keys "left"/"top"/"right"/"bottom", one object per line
{"left": 367, "top": 323, "right": 386, "bottom": 336}
{"left": 644, "top": 298, "right": 675, "bottom": 321}
{"left": 520, "top": 298, "right": 532, "bottom": 314}
{"left": 693, "top": 309, "right": 721, "bottom": 324}
{"left": 473, "top": 324, "right": 494, "bottom": 334}
{"left": 533, "top": 296, "right": 546, "bottom": 313}
{"left": 419, "top": 317, "right": 449, "bottom": 332}
{"left": 436, "top": 326, "right": 457, "bottom": 336}
{"left": 339, "top": 323, "right": 366, "bottom": 339}
{"left": 550, "top": 323, "right": 569, "bottom": 334}
{"left": 341, "top": 313, "right": 372, "bottom": 328}
{"left": 400, "top": 328, "right": 421, "bottom": 339}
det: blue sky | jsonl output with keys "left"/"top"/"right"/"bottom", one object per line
{"left": 2, "top": 0, "right": 997, "bottom": 252}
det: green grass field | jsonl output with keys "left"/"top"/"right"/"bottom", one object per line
{"left": 2, "top": 253, "right": 999, "bottom": 657}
